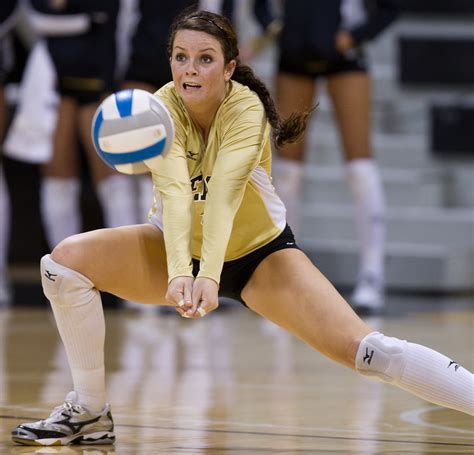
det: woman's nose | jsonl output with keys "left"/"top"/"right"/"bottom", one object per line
{"left": 185, "top": 60, "right": 198, "bottom": 75}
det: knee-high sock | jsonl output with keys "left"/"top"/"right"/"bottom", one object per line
{"left": 96, "top": 174, "right": 137, "bottom": 228}
{"left": 0, "top": 166, "right": 10, "bottom": 272}
{"left": 272, "top": 157, "right": 304, "bottom": 237}
{"left": 40, "top": 177, "right": 81, "bottom": 249}
{"left": 356, "top": 332, "right": 474, "bottom": 416}
{"left": 41, "top": 254, "right": 106, "bottom": 411}
{"left": 138, "top": 174, "right": 154, "bottom": 223}
{"left": 345, "top": 159, "right": 386, "bottom": 281}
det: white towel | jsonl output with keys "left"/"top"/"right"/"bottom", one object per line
{"left": 4, "top": 40, "right": 58, "bottom": 163}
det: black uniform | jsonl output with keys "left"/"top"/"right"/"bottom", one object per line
{"left": 124, "top": 1, "right": 197, "bottom": 89}
{"left": 30, "top": 0, "right": 119, "bottom": 104}
{"left": 0, "top": 0, "right": 18, "bottom": 83}
{"left": 278, "top": 0, "right": 399, "bottom": 78}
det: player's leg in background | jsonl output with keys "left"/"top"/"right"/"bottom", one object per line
{"left": 0, "top": 84, "right": 11, "bottom": 306}
{"left": 40, "top": 96, "right": 82, "bottom": 250}
{"left": 327, "top": 71, "right": 386, "bottom": 313}
{"left": 274, "top": 71, "right": 316, "bottom": 237}
{"left": 79, "top": 102, "right": 137, "bottom": 228}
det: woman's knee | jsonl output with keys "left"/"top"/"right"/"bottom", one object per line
{"left": 50, "top": 234, "right": 91, "bottom": 272}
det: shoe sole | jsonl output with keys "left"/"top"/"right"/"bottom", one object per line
{"left": 12, "top": 431, "right": 115, "bottom": 446}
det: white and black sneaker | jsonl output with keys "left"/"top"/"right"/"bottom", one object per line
{"left": 11, "top": 392, "right": 115, "bottom": 446}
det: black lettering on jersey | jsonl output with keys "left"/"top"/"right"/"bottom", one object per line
{"left": 190, "top": 175, "right": 211, "bottom": 201}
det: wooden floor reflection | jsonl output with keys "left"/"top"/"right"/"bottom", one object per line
{"left": 1, "top": 295, "right": 473, "bottom": 454}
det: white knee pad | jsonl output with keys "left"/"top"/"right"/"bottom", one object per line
{"left": 355, "top": 332, "right": 407, "bottom": 383}
{"left": 41, "top": 254, "right": 94, "bottom": 307}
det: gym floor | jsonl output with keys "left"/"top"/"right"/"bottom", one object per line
{"left": 0, "top": 292, "right": 473, "bottom": 453}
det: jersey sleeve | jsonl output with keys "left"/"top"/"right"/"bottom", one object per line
{"left": 197, "top": 101, "right": 270, "bottom": 284}
{"left": 149, "top": 90, "right": 194, "bottom": 283}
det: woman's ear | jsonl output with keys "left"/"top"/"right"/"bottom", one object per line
{"left": 224, "top": 60, "right": 237, "bottom": 81}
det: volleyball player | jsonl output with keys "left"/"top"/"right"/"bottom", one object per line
{"left": 12, "top": 9, "right": 473, "bottom": 447}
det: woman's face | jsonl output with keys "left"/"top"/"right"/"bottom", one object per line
{"left": 171, "top": 30, "right": 235, "bottom": 110}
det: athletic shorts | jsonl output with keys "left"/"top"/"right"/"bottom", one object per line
{"left": 48, "top": 37, "right": 116, "bottom": 105}
{"left": 192, "top": 224, "right": 300, "bottom": 306}
{"left": 278, "top": 48, "right": 368, "bottom": 79}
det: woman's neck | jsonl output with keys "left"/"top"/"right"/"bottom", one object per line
{"left": 185, "top": 90, "right": 228, "bottom": 145}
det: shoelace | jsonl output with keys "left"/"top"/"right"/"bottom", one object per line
{"left": 41, "top": 400, "right": 83, "bottom": 425}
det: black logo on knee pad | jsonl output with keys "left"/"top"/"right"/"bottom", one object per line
{"left": 448, "top": 360, "right": 460, "bottom": 372}
{"left": 363, "top": 348, "right": 374, "bottom": 365}
{"left": 44, "top": 270, "right": 58, "bottom": 282}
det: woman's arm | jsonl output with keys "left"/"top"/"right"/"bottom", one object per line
{"left": 198, "top": 102, "right": 269, "bottom": 284}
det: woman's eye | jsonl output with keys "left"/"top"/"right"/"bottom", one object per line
{"left": 201, "top": 55, "right": 212, "bottom": 63}
{"left": 175, "top": 54, "right": 186, "bottom": 62}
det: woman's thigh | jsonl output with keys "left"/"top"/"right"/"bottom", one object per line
{"left": 241, "top": 248, "right": 371, "bottom": 368}
{"left": 276, "top": 72, "right": 316, "bottom": 161}
{"left": 326, "top": 71, "right": 372, "bottom": 160}
{"left": 42, "top": 97, "right": 79, "bottom": 177}
{"left": 52, "top": 223, "right": 169, "bottom": 304}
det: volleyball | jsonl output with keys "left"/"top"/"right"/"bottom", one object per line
{"left": 91, "top": 89, "right": 174, "bottom": 174}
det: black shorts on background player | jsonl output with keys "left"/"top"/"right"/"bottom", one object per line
{"left": 278, "top": 0, "right": 398, "bottom": 77}
{"left": 30, "top": 0, "right": 119, "bottom": 104}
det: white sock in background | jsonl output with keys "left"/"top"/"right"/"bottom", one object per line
{"left": 41, "top": 254, "right": 106, "bottom": 411}
{"left": 272, "top": 157, "right": 304, "bottom": 237}
{"left": 345, "top": 159, "right": 386, "bottom": 283}
{"left": 0, "top": 166, "right": 11, "bottom": 304}
{"left": 40, "top": 177, "right": 81, "bottom": 249}
{"left": 138, "top": 174, "right": 154, "bottom": 223}
{"left": 96, "top": 174, "right": 137, "bottom": 228}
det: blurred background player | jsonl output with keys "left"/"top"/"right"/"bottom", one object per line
{"left": 0, "top": 0, "right": 19, "bottom": 306}
{"left": 273, "top": 0, "right": 399, "bottom": 314}
{"left": 28, "top": 0, "right": 136, "bottom": 250}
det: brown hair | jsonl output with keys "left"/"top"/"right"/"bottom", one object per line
{"left": 168, "top": 9, "right": 314, "bottom": 148}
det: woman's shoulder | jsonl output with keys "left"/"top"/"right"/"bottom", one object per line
{"left": 224, "top": 81, "right": 264, "bottom": 116}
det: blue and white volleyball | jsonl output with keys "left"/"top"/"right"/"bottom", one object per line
{"left": 91, "top": 89, "right": 174, "bottom": 174}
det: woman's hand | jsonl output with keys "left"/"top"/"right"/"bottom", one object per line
{"left": 335, "top": 30, "right": 355, "bottom": 53}
{"left": 183, "top": 277, "right": 219, "bottom": 319}
{"left": 166, "top": 276, "right": 194, "bottom": 317}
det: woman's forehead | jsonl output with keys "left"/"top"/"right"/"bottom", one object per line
{"left": 173, "top": 29, "right": 221, "bottom": 51}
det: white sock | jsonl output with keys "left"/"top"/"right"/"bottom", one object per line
{"left": 0, "top": 166, "right": 10, "bottom": 273}
{"left": 40, "top": 177, "right": 81, "bottom": 249}
{"left": 356, "top": 332, "right": 474, "bottom": 416}
{"left": 345, "top": 159, "right": 386, "bottom": 282}
{"left": 272, "top": 157, "right": 304, "bottom": 237}
{"left": 138, "top": 174, "right": 154, "bottom": 223}
{"left": 96, "top": 174, "right": 137, "bottom": 228}
{"left": 41, "top": 254, "right": 106, "bottom": 411}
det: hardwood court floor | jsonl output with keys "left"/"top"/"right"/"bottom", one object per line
{"left": 0, "top": 295, "right": 473, "bottom": 454}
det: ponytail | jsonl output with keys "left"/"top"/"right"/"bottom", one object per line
{"left": 232, "top": 62, "right": 315, "bottom": 148}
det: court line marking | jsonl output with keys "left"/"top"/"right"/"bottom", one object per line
{"left": 1, "top": 414, "right": 473, "bottom": 448}
{"left": 400, "top": 406, "right": 474, "bottom": 435}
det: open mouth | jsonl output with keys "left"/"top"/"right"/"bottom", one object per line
{"left": 183, "top": 82, "right": 202, "bottom": 90}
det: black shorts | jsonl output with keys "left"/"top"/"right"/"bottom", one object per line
{"left": 278, "top": 48, "right": 368, "bottom": 79}
{"left": 48, "top": 36, "right": 116, "bottom": 105}
{"left": 55, "top": 75, "right": 113, "bottom": 105}
{"left": 192, "top": 224, "right": 300, "bottom": 306}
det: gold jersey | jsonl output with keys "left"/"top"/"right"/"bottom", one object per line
{"left": 149, "top": 80, "right": 286, "bottom": 284}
